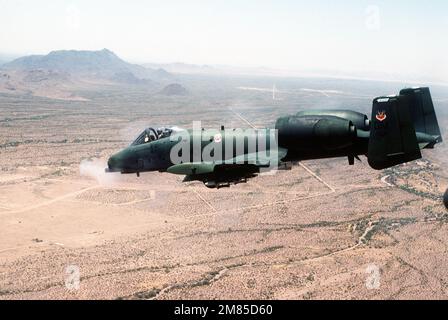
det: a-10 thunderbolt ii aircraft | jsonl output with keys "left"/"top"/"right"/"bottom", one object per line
{"left": 106, "top": 87, "right": 442, "bottom": 188}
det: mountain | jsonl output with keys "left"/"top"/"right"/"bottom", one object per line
{"left": 0, "top": 49, "right": 174, "bottom": 100}
{"left": 0, "top": 53, "right": 17, "bottom": 67}
{"left": 144, "top": 62, "right": 217, "bottom": 75}
{"left": 158, "top": 83, "right": 188, "bottom": 96}
{"left": 110, "top": 71, "right": 153, "bottom": 85}
{"left": 148, "top": 68, "right": 173, "bottom": 81}
{"left": 3, "top": 49, "right": 160, "bottom": 80}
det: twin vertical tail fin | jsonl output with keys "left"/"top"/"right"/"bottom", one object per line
{"left": 368, "top": 87, "right": 442, "bottom": 170}
{"left": 399, "top": 87, "right": 443, "bottom": 146}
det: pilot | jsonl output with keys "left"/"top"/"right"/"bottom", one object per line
{"left": 144, "top": 134, "right": 156, "bottom": 143}
{"left": 158, "top": 127, "right": 172, "bottom": 139}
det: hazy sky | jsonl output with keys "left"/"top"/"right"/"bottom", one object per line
{"left": 0, "top": 0, "right": 447, "bottom": 81}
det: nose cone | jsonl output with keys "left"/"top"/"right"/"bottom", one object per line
{"left": 107, "top": 155, "right": 118, "bottom": 171}
{"left": 106, "top": 150, "right": 126, "bottom": 172}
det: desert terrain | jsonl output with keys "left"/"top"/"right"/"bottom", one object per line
{"left": 0, "top": 67, "right": 448, "bottom": 300}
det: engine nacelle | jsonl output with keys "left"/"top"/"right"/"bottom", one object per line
{"left": 296, "top": 110, "right": 370, "bottom": 131}
{"left": 276, "top": 115, "right": 357, "bottom": 151}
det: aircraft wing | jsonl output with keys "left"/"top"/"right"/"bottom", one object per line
{"left": 220, "top": 147, "right": 288, "bottom": 167}
{"left": 167, "top": 147, "right": 288, "bottom": 182}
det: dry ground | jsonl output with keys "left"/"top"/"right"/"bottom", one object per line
{"left": 0, "top": 79, "right": 447, "bottom": 300}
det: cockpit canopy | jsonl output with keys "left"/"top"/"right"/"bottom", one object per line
{"left": 131, "top": 126, "right": 183, "bottom": 146}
